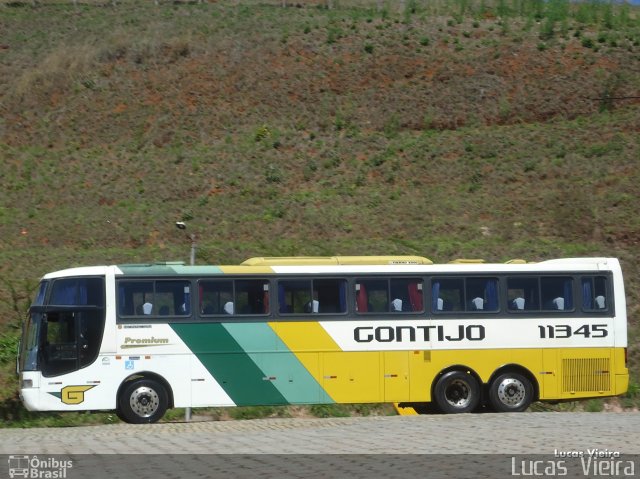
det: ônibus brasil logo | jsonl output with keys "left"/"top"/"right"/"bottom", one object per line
{"left": 7, "top": 455, "right": 73, "bottom": 479}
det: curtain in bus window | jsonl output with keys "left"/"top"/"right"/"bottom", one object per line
{"left": 278, "top": 283, "right": 288, "bottom": 314}
{"left": 408, "top": 281, "right": 423, "bottom": 312}
{"left": 485, "top": 279, "right": 498, "bottom": 311}
{"left": 563, "top": 278, "right": 573, "bottom": 310}
{"left": 118, "top": 285, "right": 127, "bottom": 315}
{"left": 356, "top": 284, "right": 368, "bottom": 313}
{"left": 50, "top": 279, "right": 88, "bottom": 305}
{"left": 431, "top": 281, "right": 441, "bottom": 312}
{"left": 582, "top": 278, "right": 592, "bottom": 310}
{"left": 339, "top": 281, "right": 347, "bottom": 313}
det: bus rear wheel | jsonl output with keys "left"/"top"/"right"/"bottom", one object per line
{"left": 118, "top": 379, "right": 168, "bottom": 424}
{"left": 433, "top": 371, "right": 480, "bottom": 413}
{"left": 488, "top": 372, "right": 533, "bottom": 412}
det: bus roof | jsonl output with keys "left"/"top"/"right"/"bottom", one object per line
{"left": 242, "top": 256, "right": 433, "bottom": 266}
{"left": 39, "top": 257, "right": 620, "bottom": 279}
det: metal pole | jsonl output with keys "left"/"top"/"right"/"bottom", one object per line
{"left": 185, "top": 233, "right": 196, "bottom": 423}
{"left": 190, "top": 234, "right": 196, "bottom": 267}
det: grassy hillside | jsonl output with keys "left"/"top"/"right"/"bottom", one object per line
{"left": 1, "top": 0, "right": 639, "bottom": 422}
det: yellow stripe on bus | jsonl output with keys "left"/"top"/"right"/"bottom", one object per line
{"left": 218, "top": 265, "right": 275, "bottom": 274}
{"left": 270, "top": 322, "right": 384, "bottom": 403}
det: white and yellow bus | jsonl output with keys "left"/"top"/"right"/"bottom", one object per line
{"left": 18, "top": 256, "right": 628, "bottom": 423}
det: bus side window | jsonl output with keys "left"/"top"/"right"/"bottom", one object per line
{"left": 581, "top": 276, "right": 608, "bottom": 311}
{"left": 465, "top": 277, "right": 499, "bottom": 312}
{"left": 540, "top": 277, "right": 573, "bottom": 311}
{"left": 313, "top": 279, "right": 347, "bottom": 314}
{"left": 200, "top": 280, "right": 269, "bottom": 316}
{"left": 432, "top": 278, "right": 463, "bottom": 312}
{"left": 200, "top": 280, "right": 233, "bottom": 315}
{"left": 118, "top": 280, "right": 190, "bottom": 317}
{"left": 355, "top": 279, "right": 388, "bottom": 313}
{"left": 279, "top": 280, "right": 311, "bottom": 314}
{"left": 235, "top": 280, "right": 270, "bottom": 315}
{"left": 390, "top": 278, "right": 424, "bottom": 313}
{"left": 507, "top": 277, "right": 539, "bottom": 311}
{"left": 155, "top": 281, "right": 191, "bottom": 316}
{"left": 118, "top": 281, "right": 153, "bottom": 316}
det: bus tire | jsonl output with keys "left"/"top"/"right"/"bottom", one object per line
{"left": 118, "top": 378, "right": 168, "bottom": 424}
{"left": 433, "top": 370, "right": 480, "bottom": 413}
{"left": 488, "top": 372, "right": 533, "bottom": 412}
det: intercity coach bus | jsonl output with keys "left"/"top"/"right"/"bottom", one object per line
{"left": 18, "top": 256, "right": 628, "bottom": 423}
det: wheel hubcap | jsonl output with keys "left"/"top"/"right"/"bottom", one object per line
{"left": 497, "top": 378, "right": 526, "bottom": 408}
{"left": 129, "top": 386, "right": 160, "bottom": 418}
{"left": 444, "top": 379, "right": 472, "bottom": 408}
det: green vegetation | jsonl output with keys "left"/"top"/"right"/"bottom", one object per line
{"left": 1, "top": 0, "right": 640, "bottom": 425}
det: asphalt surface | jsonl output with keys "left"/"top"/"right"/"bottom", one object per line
{"left": 2, "top": 413, "right": 639, "bottom": 478}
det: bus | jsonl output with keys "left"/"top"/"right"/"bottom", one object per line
{"left": 18, "top": 256, "right": 628, "bottom": 423}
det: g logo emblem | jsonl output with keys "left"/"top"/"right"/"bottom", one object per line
{"left": 61, "top": 385, "right": 95, "bottom": 405}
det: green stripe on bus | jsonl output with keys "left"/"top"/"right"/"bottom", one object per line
{"left": 224, "top": 323, "right": 334, "bottom": 405}
{"left": 118, "top": 265, "right": 224, "bottom": 276}
{"left": 170, "top": 323, "right": 288, "bottom": 406}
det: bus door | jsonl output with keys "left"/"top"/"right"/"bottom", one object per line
{"left": 383, "top": 348, "right": 410, "bottom": 402}
{"left": 27, "top": 305, "right": 105, "bottom": 378}
{"left": 541, "top": 349, "right": 559, "bottom": 398}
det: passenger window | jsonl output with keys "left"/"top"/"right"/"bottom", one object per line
{"left": 390, "top": 278, "right": 424, "bottom": 312}
{"left": 432, "top": 278, "right": 463, "bottom": 312}
{"left": 431, "top": 277, "right": 497, "bottom": 313}
{"left": 356, "top": 278, "right": 423, "bottom": 313}
{"left": 279, "top": 279, "right": 346, "bottom": 314}
{"left": 541, "top": 277, "right": 573, "bottom": 311}
{"left": 156, "top": 281, "right": 191, "bottom": 316}
{"left": 200, "top": 280, "right": 269, "bottom": 316}
{"left": 235, "top": 280, "right": 270, "bottom": 315}
{"left": 581, "top": 276, "right": 608, "bottom": 311}
{"left": 466, "top": 277, "right": 499, "bottom": 312}
{"left": 358, "top": 280, "right": 388, "bottom": 313}
{"left": 279, "top": 280, "right": 312, "bottom": 314}
{"left": 118, "top": 280, "right": 191, "bottom": 317}
{"left": 118, "top": 281, "right": 154, "bottom": 316}
{"left": 313, "top": 279, "right": 347, "bottom": 314}
{"left": 507, "top": 277, "right": 539, "bottom": 311}
{"left": 200, "top": 281, "right": 233, "bottom": 315}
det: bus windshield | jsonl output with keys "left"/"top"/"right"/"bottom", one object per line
{"left": 19, "top": 277, "right": 106, "bottom": 376}
{"left": 19, "top": 310, "right": 42, "bottom": 372}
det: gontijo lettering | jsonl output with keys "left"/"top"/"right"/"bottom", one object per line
{"left": 354, "top": 324, "right": 485, "bottom": 343}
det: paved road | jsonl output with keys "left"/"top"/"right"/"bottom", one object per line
{"left": 2, "top": 413, "right": 639, "bottom": 478}
{"left": 3, "top": 412, "right": 640, "bottom": 455}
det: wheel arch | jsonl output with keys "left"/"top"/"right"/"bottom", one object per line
{"left": 487, "top": 364, "right": 540, "bottom": 402}
{"left": 431, "top": 364, "right": 483, "bottom": 399}
{"left": 116, "top": 371, "right": 175, "bottom": 409}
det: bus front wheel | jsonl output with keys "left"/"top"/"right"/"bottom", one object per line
{"left": 488, "top": 372, "right": 533, "bottom": 412}
{"left": 433, "top": 370, "right": 480, "bottom": 413}
{"left": 117, "top": 379, "right": 168, "bottom": 424}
